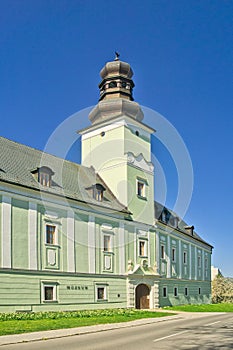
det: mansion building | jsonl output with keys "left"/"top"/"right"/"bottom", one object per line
{"left": 0, "top": 57, "right": 212, "bottom": 312}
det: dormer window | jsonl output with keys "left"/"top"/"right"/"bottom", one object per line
{"left": 92, "top": 184, "right": 106, "bottom": 202}
{"left": 94, "top": 188, "right": 103, "bottom": 201}
{"left": 39, "top": 171, "right": 51, "bottom": 187}
{"left": 32, "top": 166, "right": 54, "bottom": 187}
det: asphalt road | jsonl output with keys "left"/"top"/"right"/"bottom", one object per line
{"left": 1, "top": 313, "right": 233, "bottom": 349}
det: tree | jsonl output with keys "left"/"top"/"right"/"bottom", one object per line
{"left": 212, "top": 275, "right": 233, "bottom": 303}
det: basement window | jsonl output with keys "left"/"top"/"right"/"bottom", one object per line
{"left": 96, "top": 284, "right": 108, "bottom": 301}
{"left": 163, "top": 287, "right": 167, "bottom": 298}
{"left": 42, "top": 282, "right": 58, "bottom": 302}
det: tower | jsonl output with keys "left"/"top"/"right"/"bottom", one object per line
{"left": 79, "top": 56, "right": 155, "bottom": 225}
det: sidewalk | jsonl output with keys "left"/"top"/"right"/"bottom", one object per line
{"left": 0, "top": 314, "right": 182, "bottom": 346}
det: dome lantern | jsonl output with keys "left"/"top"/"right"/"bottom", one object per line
{"left": 98, "top": 54, "right": 135, "bottom": 102}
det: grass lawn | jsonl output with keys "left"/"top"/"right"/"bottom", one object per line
{"left": 0, "top": 309, "right": 174, "bottom": 336}
{"left": 164, "top": 303, "right": 233, "bottom": 312}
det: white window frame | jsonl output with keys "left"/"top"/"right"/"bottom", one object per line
{"left": 96, "top": 284, "right": 108, "bottom": 301}
{"left": 136, "top": 179, "right": 146, "bottom": 198}
{"left": 41, "top": 282, "right": 58, "bottom": 302}
{"left": 172, "top": 247, "right": 176, "bottom": 262}
{"left": 138, "top": 239, "right": 147, "bottom": 257}
{"left": 102, "top": 230, "right": 114, "bottom": 253}
{"left": 161, "top": 244, "right": 165, "bottom": 260}
{"left": 45, "top": 223, "right": 58, "bottom": 245}
{"left": 103, "top": 234, "right": 111, "bottom": 252}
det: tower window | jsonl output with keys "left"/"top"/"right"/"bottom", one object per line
{"left": 135, "top": 131, "right": 139, "bottom": 136}
{"left": 109, "top": 81, "right": 117, "bottom": 88}
{"left": 121, "top": 81, "right": 127, "bottom": 88}
{"left": 137, "top": 181, "right": 146, "bottom": 198}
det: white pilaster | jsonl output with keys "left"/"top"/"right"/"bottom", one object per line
{"left": 189, "top": 244, "right": 192, "bottom": 280}
{"left": 155, "top": 231, "right": 159, "bottom": 273}
{"left": 134, "top": 227, "right": 137, "bottom": 263}
{"left": 202, "top": 249, "right": 205, "bottom": 281}
{"left": 1, "top": 196, "right": 12, "bottom": 268}
{"left": 167, "top": 235, "right": 171, "bottom": 278}
{"left": 179, "top": 240, "right": 182, "bottom": 279}
{"left": 67, "top": 210, "right": 75, "bottom": 273}
{"left": 195, "top": 246, "right": 197, "bottom": 280}
{"left": 88, "top": 215, "right": 95, "bottom": 273}
{"left": 118, "top": 222, "right": 125, "bottom": 274}
{"left": 28, "top": 202, "right": 37, "bottom": 270}
{"left": 147, "top": 231, "right": 151, "bottom": 267}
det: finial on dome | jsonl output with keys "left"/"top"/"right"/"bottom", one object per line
{"left": 114, "top": 51, "right": 120, "bottom": 61}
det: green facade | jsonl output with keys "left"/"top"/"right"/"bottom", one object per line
{"left": 0, "top": 57, "right": 213, "bottom": 311}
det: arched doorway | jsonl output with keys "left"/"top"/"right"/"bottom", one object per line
{"left": 135, "top": 284, "right": 150, "bottom": 309}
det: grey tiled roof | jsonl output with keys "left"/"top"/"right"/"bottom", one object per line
{"left": 0, "top": 136, "right": 129, "bottom": 214}
{"left": 154, "top": 201, "right": 212, "bottom": 247}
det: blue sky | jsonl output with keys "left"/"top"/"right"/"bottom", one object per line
{"left": 0, "top": 0, "right": 232, "bottom": 276}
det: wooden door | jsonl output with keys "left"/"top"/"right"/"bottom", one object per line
{"left": 135, "top": 284, "right": 150, "bottom": 309}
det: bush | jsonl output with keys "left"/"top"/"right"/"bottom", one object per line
{"left": 0, "top": 308, "right": 140, "bottom": 321}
